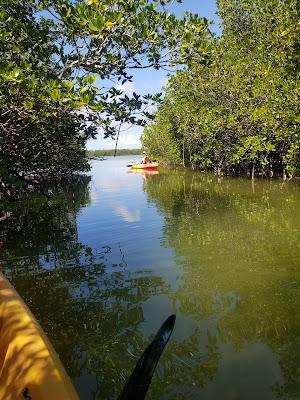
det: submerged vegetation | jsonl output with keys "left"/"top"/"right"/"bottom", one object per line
{"left": 0, "top": 0, "right": 210, "bottom": 200}
{"left": 142, "top": 0, "right": 300, "bottom": 178}
{"left": 1, "top": 164, "right": 300, "bottom": 398}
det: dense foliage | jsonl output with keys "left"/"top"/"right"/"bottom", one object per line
{"left": 0, "top": 0, "right": 209, "bottom": 199}
{"left": 142, "top": 0, "right": 300, "bottom": 178}
{"left": 0, "top": 0, "right": 96, "bottom": 199}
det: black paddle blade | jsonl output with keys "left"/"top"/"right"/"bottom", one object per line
{"left": 118, "top": 314, "right": 176, "bottom": 400}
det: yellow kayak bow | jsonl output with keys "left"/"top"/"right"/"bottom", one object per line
{"left": 0, "top": 272, "right": 79, "bottom": 400}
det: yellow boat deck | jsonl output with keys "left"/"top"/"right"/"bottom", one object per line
{"left": 0, "top": 272, "right": 79, "bottom": 400}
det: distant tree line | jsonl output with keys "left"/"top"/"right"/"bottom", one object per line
{"left": 142, "top": 0, "right": 300, "bottom": 178}
{"left": 87, "top": 149, "right": 141, "bottom": 157}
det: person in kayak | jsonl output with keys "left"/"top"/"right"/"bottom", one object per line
{"left": 141, "top": 151, "right": 150, "bottom": 164}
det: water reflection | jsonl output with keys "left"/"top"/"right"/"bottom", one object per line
{"left": 112, "top": 203, "right": 141, "bottom": 223}
{"left": 128, "top": 170, "right": 159, "bottom": 179}
{"left": 109, "top": 170, "right": 159, "bottom": 223}
{"left": 0, "top": 176, "right": 91, "bottom": 260}
{"left": 145, "top": 170, "right": 300, "bottom": 399}
{"left": 0, "top": 163, "right": 300, "bottom": 399}
{"left": 0, "top": 173, "right": 170, "bottom": 399}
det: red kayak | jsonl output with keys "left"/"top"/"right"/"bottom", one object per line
{"left": 130, "top": 162, "right": 159, "bottom": 170}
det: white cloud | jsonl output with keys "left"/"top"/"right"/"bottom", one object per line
{"left": 115, "top": 81, "right": 135, "bottom": 97}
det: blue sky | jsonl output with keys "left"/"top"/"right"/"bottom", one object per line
{"left": 87, "top": 0, "right": 221, "bottom": 150}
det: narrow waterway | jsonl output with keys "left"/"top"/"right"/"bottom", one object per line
{"left": 1, "top": 156, "right": 300, "bottom": 399}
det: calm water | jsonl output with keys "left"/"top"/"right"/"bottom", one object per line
{"left": 1, "top": 156, "right": 300, "bottom": 399}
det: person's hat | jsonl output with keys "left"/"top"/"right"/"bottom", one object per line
{"left": 142, "top": 151, "right": 146, "bottom": 154}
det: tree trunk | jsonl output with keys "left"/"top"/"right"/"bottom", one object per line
{"left": 188, "top": 144, "right": 194, "bottom": 169}
{"left": 114, "top": 124, "right": 121, "bottom": 157}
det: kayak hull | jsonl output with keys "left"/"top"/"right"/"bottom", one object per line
{"left": 130, "top": 163, "right": 159, "bottom": 170}
{"left": 0, "top": 272, "right": 79, "bottom": 400}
